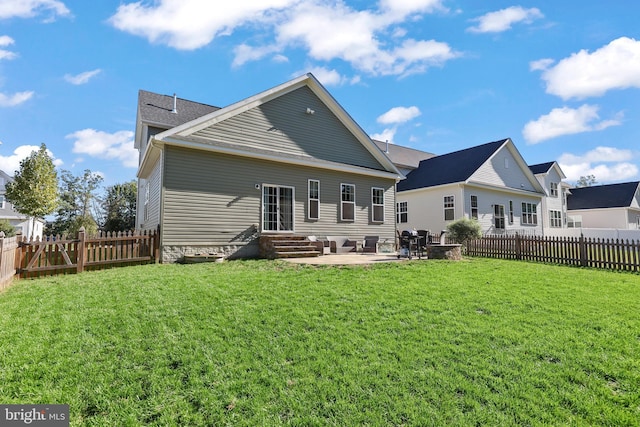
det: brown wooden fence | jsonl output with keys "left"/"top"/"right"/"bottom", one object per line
{"left": 0, "top": 233, "right": 18, "bottom": 290}
{"left": 466, "top": 234, "right": 640, "bottom": 272}
{"left": 0, "top": 227, "right": 160, "bottom": 287}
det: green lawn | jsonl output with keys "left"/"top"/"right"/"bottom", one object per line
{"left": 1, "top": 258, "right": 639, "bottom": 426}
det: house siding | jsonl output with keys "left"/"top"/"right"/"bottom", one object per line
{"left": 470, "top": 147, "right": 538, "bottom": 192}
{"left": 137, "top": 155, "right": 162, "bottom": 231}
{"left": 192, "top": 86, "right": 384, "bottom": 170}
{"left": 399, "top": 184, "right": 543, "bottom": 235}
{"left": 161, "top": 146, "right": 396, "bottom": 260}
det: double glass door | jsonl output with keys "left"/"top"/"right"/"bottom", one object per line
{"left": 262, "top": 185, "right": 294, "bottom": 232}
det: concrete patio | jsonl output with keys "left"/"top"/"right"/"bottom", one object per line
{"left": 281, "top": 253, "right": 407, "bottom": 265}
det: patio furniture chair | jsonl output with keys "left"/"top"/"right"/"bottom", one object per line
{"left": 362, "top": 236, "right": 379, "bottom": 253}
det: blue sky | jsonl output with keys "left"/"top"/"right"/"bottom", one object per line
{"left": 1, "top": 0, "right": 639, "bottom": 188}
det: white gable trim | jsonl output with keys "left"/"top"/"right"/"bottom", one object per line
{"left": 152, "top": 73, "right": 400, "bottom": 177}
{"left": 479, "top": 138, "right": 545, "bottom": 193}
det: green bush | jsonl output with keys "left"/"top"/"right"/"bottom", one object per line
{"left": 0, "top": 219, "right": 16, "bottom": 237}
{"left": 446, "top": 217, "right": 482, "bottom": 245}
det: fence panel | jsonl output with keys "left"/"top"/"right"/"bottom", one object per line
{"left": 0, "top": 234, "right": 18, "bottom": 290}
{"left": 466, "top": 234, "right": 640, "bottom": 272}
{"left": 17, "top": 227, "right": 160, "bottom": 279}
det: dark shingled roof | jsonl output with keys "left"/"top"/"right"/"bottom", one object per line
{"left": 397, "top": 139, "right": 508, "bottom": 191}
{"left": 372, "top": 140, "right": 435, "bottom": 170}
{"left": 529, "top": 161, "right": 555, "bottom": 175}
{"left": 567, "top": 181, "right": 640, "bottom": 210}
{"left": 138, "top": 90, "right": 220, "bottom": 129}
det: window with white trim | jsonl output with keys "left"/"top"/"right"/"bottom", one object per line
{"left": 308, "top": 179, "right": 319, "bottom": 220}
{"left": 396, "top": 201, "right": 407, "bottom": 223}
{"left": 371, "top": 187, "right": 384, "bottom": 223}
{"left": 494, "top": 205, "right": 505, "bottom": 230}
{"left": 444, "top": 196, "right": 454, "bottom": 221}
{"left": 521, "top": 202, "right": 538, "bottom": 225}
{"left": 550, "top": 182, "right": 558, "bottom": 197}
{"left": 0, "top": 195, "right": 4, "bottom": 210}
{"left": 550, "top": 210, "right": 562, "bottom": 227}
{"left": 341, "top": 183, "right": 355, "bottom": 221}
{"left": 470, "top": 195, "right": 478, "bottom": 220}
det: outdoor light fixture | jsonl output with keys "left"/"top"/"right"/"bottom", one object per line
{"left": 306, "top": 107, "right": 315, "bottom": 115}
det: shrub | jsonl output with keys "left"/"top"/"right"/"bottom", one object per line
{"left": 447, "top": 218, "right": 482, "bottom": 246}
{"left": 0, "top": 219, "right": 17, "bottom": 237}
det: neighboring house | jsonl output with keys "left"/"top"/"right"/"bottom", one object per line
{"left": 396, "top": 138, "right": 546, "bottom": 235}
{"left": 0, "top": 169, "right": 45, "bottom": 239}
{"left": 135, "top": 73, "right": 403, "bottom": 262}
{"left": 372, "top": 140, "right": 435, "bottom": 175}
{"left": 567, "top": 181, "right": 640, "bottom": 229}
{"left": 529, "top": 161, "right": 569, "bottom": 230}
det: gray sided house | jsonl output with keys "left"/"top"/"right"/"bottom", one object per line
{"left": 135, "top": 74, "right": 403, "bottom": 262}
{"left": 0, "top": 169, "right": 45, "bottom": 239}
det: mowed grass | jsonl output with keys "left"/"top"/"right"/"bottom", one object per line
{"left": 0, "top": 259, "right": 639, "bottom": 426}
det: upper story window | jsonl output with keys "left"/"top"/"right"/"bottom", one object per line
{"left": 396, "top": 201, "right": 408, "bottom": 223}
{"left": 371, "top": 187, "right": 384, "bottom": 223}
{"left": 341, "top": 183, "right": 355, "bottom": 221}
{"left": 0, "top": 195, "right": 4, "bottom": 209}
{"left": 308, "top": 179, "right": 319, "bottom": 220}
{"left": 550, "top": 182, "right": 558, "bottom": 197}
{"left": 470, "top": 195, "right": 478, "bottom": 220}
{"left": 521, "top": 202, "right": 538, "bottom": 225}
{"left": 444, "top": 196, "right": 454, "bottom": 221}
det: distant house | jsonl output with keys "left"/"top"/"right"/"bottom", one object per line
{"left": 135, "top": 73, "right": 403, "bottom": 262}
{"left": 372, "top": 140, "right": 435, "bottom": 175}
{"left": 0, "top": 169, "right": 45, "bottom": 239}
{"left": 567, "top": 181, "right": 640, "bottom": 229}
{"left": 529, "top": 161, "right": 570, "bottom": 230}
{"left": 396, "top": 138, "right": 547, "bottom": 235}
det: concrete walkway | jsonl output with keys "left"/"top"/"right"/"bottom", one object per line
{"left": 282, "top": 253, "right": 408, "bottom": 265}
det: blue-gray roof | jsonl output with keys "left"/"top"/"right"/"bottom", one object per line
{"left": 567, "top": 181, "right": 640, "bottom": 210}
{"left": 529, "top": 161, "right": 555, "bottom": 175}
{"left": 397, "top": 139, "right": 508, "bottom": 191}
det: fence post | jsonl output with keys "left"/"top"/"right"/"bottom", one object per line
{"left": 515, "top": 233, "right": 521, "bottom": 260}
{"left": 77, "top": 227, "right": 86, "bottom": 273}
{"left": 579, "top": 234, "right": 587, "bottom": 267}
{"left": 154, "top": 225, "right": 161, "bottom": 264}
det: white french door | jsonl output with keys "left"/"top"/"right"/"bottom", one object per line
{"left": 262, "top": 185, "right": 294, "bottom": 232}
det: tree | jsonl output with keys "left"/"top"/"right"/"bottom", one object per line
{"left": 446, "top": 218, "right": 482, "bottom": 249}
{"left": 4, "top": 143, "right": 58, "bottom": 239}
{"left": 101, "top": 181, "right": 137, "bottom": 232}
{"left": 576, "top": 175, "right": 597, "bottom": 187}
{"left": 51, "top": 169, "right": 103, "bottom": 236}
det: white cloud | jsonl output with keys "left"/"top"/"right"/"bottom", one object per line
{"left": 377, "top": 106, "right": 421, "bottom": 124}
{"left": 0, "top": 0, "right": 70, "bottom": 20}
{"left": 64, "top": 69, "right": 102, "bottom": 85}
{"left": 467, "top": 6, "right": 543, "bottom": 33}
{"left": 0, "top": 144, "right": 61, "bottom": 175}
{"left": 0, "top": 91, "right": 34, "bottom": 107}
{"left": 522, "top": 104, "right": 622, "bottom": 144}
{"left": 110, "top": 0, "right": 296, "bottom": 50}
{"left": 0, "top": 35, "right": 16, "bottom": 60}
{"left": 558, "top": 147, "right": 638, "bottom": 183}
{"left": 540, "top": 37, "right": 640, "bottom": 100}
{"left": 529, "top": 58, "right": 553, "bottom": 71}
{"left": 110, "top": 0, "right": 459, "bottom": 77}
{"left": 370, "top": 127, "right": 396, "bottom": 144}
{"left": 67, "top": 129, "right": 137, "bottom": 168}
{"left": 303, "top": 66, "right": 345, "bottom": 86}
